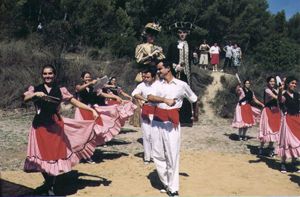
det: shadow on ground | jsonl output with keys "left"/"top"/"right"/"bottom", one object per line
{"left": 89, "top": 149, "right": 129, "bottom": 163}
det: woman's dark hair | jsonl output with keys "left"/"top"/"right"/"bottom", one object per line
{"left": 266, "top": 76, "right": 275, "bottom": 83}
{"left": 243, "top": 79, "right": 250, "bottom": 85}
{"left": 284, "top": 76, "right": 298, "bottom": 90}
{"left": 80, "top": 71, "right": 91, "bottom": 78}
{"left": 108, "top": 77, "right": 116, "bottom": 85}
{"left": 42, "top": 64, "right": 56, "bottom": 75}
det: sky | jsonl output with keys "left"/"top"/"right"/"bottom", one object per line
{"left": 268, "top": 0, "right": 300, "bottom": 19}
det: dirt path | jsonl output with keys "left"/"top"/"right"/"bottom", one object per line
{"left": 1, "top": 72, "right": 300, "bottom": 196}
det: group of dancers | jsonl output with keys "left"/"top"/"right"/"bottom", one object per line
{"left": 232, "top": 75, "right": 300, "bottom": 173}
{"left": 21, "top": 21, "right": 299, "bottom": 197}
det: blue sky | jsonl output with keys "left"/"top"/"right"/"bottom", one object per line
{"left": 268, "top": 0, "right": 300, "bottom": 19}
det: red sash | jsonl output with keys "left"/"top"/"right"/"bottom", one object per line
{"left": 141, "top": 105, "right": 155, "bottom": 120}
{"left": 153, "top": 107, "right": 179, "bottom": 127}
{"left": 79, "top": 108, "right": 103, "bottom": 126}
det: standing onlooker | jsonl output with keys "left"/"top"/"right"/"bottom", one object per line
{"left": 199, "top": 40, "right": 210, "bottom": 70}
{"left": 232, "top": 43, "right": 242, "bottom": 72}
{"left": 209, "top": 43, "right": 221, "bottom": 72}
{"left": 222, "top": 41, "right": 233, "bottom": 72}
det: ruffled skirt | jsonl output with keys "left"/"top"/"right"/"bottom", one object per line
{"left": 258, "top": 107, "right": 281, "bottom": 143}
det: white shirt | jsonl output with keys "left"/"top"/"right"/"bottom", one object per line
{"left": 209, "top": 46, "right": 220, "bottom": 54}
{"left": 223, "top": 45, "right": 233, "bottom": 58}
{"left": 153, "top": 78, "right": 198, "bottom": 109}
{"left": 132, "top": 80, "right": 160, "bottom": 106}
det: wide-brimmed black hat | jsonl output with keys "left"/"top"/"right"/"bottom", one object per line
{"left": 169, "top": 22, "right": 196, "bottom": 33}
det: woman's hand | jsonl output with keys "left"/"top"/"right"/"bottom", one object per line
{"left": 92, "top": 109, "right": 99, "bottom": 119}
{"left": 35, "top": 92, "right": 46, "bottom": 98}
{"left": 90, "top": 79, "right": 98, "bottom": 85}
{"left": 115, "top": 96, "right": 123, "bottom": 103}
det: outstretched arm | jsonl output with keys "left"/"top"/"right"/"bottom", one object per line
{"left": 99, "top": 92, "right": 123, "bottom": 103}
{"left": 70, "top": 98, "right": 99, "bottom": 119}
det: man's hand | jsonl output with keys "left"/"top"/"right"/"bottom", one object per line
{"left": 164, "top": 98, "right": 176, "bottom": 107}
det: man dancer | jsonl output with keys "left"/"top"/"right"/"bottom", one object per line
{"left": 167, "top": 22, "right": 199, "bottom": 126}
{"left": 131, "top": 68, "right": 158, "bottom": 164}
{"left": 147, "top": 60, "right": 198, "bottom": 197}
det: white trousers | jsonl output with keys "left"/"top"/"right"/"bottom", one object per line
{"left": 141, "top": 115, "right": 153, "bottom": 161}
{"left": 151, "top": 120, "right": 181, "bottom": 193}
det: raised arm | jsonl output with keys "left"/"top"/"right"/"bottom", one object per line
{"left": 76, "top": 80, "right": 97, "bottom": 92}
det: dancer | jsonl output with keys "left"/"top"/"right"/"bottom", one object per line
{"left": 75, "top": 72, "right": 136, "bottom": 148}
{"left": 23, "top": 65, "right": 99, "bottom": 195}
{"left": 278, "top": 76, "right": 300, "bottom": 173}
{"left": 75, "top": 71, "right": 123, "bottom": 163}
{"left": 167, "top": 21, "right": 199, "bottom": 126}
{"left": 104, "top": 76, "right": 132, "bottom": 105}
{"left": 147, "top": 60, "right": 198, "bottom": 197}
{"left": 232, "top": 79, "right": 264, "bottom": 141}
{"left": 76, "top": 71, "right": 123, "bottom": 106}
{"left": 131, "top": 67, "right": 158, "bottom": 164}
{"left": 258, "top": 76, "right": 281, "bottom": 157}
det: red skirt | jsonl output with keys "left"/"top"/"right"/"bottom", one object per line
{"left": 241, "top": 104, "right": 255, "bottom": 124}
{"left": 210, "top": 54, "right": 219, "bottom": 65}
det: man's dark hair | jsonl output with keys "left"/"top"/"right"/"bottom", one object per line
{"left": 142, "top": 67, "right": 157, "bottom": 78}
{"left": 158, "top": 59, "right": 176, "bottom": 76}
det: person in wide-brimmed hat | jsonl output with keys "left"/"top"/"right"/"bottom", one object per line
{"left": 135, "top": 22, "right": 165, "bottom": 66}
{"left": 167, "top": 21, "right": 199, "bottom": 127}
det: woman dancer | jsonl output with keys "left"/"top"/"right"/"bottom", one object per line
{"left": 104, "top": 76, "right": 132, "bottom": 105}
{"left": 75, "top": 71, "right": 123, "bottom": 163}
{"left": 23, "top": 65, "right": 99, "bottom": 195}
{"left": 258, "top": 76, "right": 281, "bottom": 156}
{"left": 278, "top": 76, "right": 300, "bottom": 173}
{"left": 75, "top": 72, "right": 136, "bottom": 146}
{"left": 232, "top": 80, "right": 264, "bottom": 141}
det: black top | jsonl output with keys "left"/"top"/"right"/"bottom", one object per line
{"left": 239, "top": 88, "right": 253, "bottom": 105}
{"left": 77, "top": 86, "right": 106, "bottom": 106}
{"left": 32, "top": 83, "right": 62, "bottom": 128}
{"left": 264, "top": 88, "right": 278, "bottom": 108}
{"left": 283, "top": 91, "right": 299, "bottom": 115}
{"left": 167, "top": 41, "right": 192, "bottom": 67}
{"left": 103, "top": 86, "right": 121, "bottom": 96}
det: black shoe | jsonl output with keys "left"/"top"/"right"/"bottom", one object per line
{"left": 167, "top": 190, "right": 179, "bottom": 197}
{"left": 268, "top": 150, "right": 275, "bottom": 158}
{"left": 280, "top": 163, "right": 287, "bottom": 173}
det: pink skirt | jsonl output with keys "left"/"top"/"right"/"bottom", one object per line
{"left": 24, "top": 117, "right": 97, "bottom": 176}
{"left": 232, "top": 103, "right": 261, "bottom": 128}
{"left": 258, "top": 107, "right": 281, "bottom": 143}
{"left": 278, "top": 114, "right": 300, "bottom": 159}
{"left": 210, "top": 54, "right": 219, "bottom": 65}
{"left": 74, "top": 101, "right": 137, "bottom": 144}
